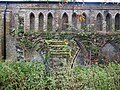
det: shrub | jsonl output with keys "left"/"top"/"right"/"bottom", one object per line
{"left": 0, "top": 61, "right": 120, "bottom": 90}
{"left": 0, "top": 61, "right": 45, "bottom": 90}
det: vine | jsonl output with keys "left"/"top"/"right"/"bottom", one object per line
{"left": 16, "top": 30, "right": 120, "bottom": 64}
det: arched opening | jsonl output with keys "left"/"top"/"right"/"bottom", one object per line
{"left": 115, "top": 13, "right": 120, "bottom": 31}
{"left": 62, "top": 13, "right": 68, "bottom": 30}
{"left": 47, "top": 13, "right": 53, "bottom": 31}
{"left": 72, "top": 13, "right": 77, "bottom": 29}
{"left": 39, "top": 13, "right": 44, "bottom": 31}
{"left": 96, "top": 13, "right": 103, "bottom": 31}
{"left": 81, "top": 13, "right": 87, "bottom": 31}
{"left": 30, "top": 13, "right": 35, "bottom": 31}
{"left": 19, "top": 16, "right": 24, "bottom": 29}
{"left": 106, "top": 13, "right": 112, "bottom": 31}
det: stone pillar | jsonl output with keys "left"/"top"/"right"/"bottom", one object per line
{"left": 35, "top": 13, "right": 39, "bottom": 32}
{"left": 0, "top": 13, "right": 2, "bottom": 59}
{"left": 77, "top": 10, "right": 81, "bottom": 31}
{"left": 53, "top": 11, "right": 59, "bottom": 31}
{"left": 51, "top": 12, "right": 54, "bottom": 32}
{"left": 18, "top": 12, "right": 26, "bottom": 32}
{"left": 102, "top": 18, "right": 106, "bottom": 32}
{"left": 89, "top": 12, "right": 95, "bottom": 32}
{"left": 14, "top": 13, "right": 19, "bottom": 31}
{"left": 112, "top": 15, "right": 115, "bottom": 32}
{"left": 1, "top": 11, "right": 17, "bottom": 60}
{"left": 24, "top": 13, "right": 29, "bottom": 32}
{"left": 43, "top": 13, "right": 47, "bottom": 31}
{"left": 77, "top": 20, "right": 81, "bottom": 31}
{"left": 68, "top": 12, "right": 72, "bottom": 28}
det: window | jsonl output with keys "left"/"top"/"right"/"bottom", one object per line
{"left": 39, "top": 13, "right": 44, "bottom": 31}
{"left": 72, "top": 13, "right": 77, "bottom": 29}
{"left": 47, "top": 13, "right": 53, "bottom": 31}
{"left": 19, "top": 17, "right": 24, "bottom": 30}
{"left": 106, "top": 13, "right": 112, "bottom": 31}
{"left": 96, "top": 13, "right": 103, "bottom": 31}
{"left": 115, "top": 13, "right": 120, "bottom": 31}
{"left": 30, "top": 13, "right": 35, "bottom": 31}
{"left": 62, "top": 13, "right": 68, "bottom": 30}
{"left": 81, "top": 13, "right": 87, "bottom": 31}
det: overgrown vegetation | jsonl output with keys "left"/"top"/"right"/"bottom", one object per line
{"left": 0, "top": 61, "right": 120, "bottom": 90}
{"left": 0, "top": 61, "right": 45, "bottom": 90}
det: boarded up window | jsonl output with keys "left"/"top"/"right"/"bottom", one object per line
{"left": 47, "top": 13, "right": 53, "bottom": 31}
{"left": 106, "top": 13, "right": 112, "bottom": 32}
{"left": 72, "top": 13, "right": 77, "bottom": 29}
{"left": 115, "top": 13, "right": 120, "bottom": 31}
{"left": 81, "top": 13, "right": 87, "bottom": 31}
{"left": 96, "top": 13, "right": 103, "bottom": 31}
{"left": 62, "top": 13, "right": 68, "bottom": 30}
{"left": 39, "top": 13, "right": 44, "bottom": 31}
{"left": 30, "top": 13, "right": 35, "bottom": 31}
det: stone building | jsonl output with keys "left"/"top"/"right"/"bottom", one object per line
{"left": 0, "top": 1, "right": 120, "bottom": 61}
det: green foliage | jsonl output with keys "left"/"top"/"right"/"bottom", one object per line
{"left": 0, "top": 61, "right": 45, "bottom": 90}
{"left": 0, "top": 61, "right": 120, "bottom": 90}
{"left": 45, "top": 63, "right": 120, "bottom": 90}
{"left": 45, "top": 32, "right": 53, "bottom": 40}
{"left": 116, "top": 30, "right": 120, "bottom": 32}
{"left": 74, "top": 63, "right": 120, "bottom": 90}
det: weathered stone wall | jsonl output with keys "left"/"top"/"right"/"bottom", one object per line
{"left": 0, "top": 2, "right": 119, "bottom": 32}
{"left": 0, "top": 2, "right": 120, "bottom": 61}
{"left": 0, "top": 12, "right": 2, "bottom": 58}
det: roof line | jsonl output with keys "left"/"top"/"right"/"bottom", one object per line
{"left": 0, "top": 1, "right": 119, "bottom": 4}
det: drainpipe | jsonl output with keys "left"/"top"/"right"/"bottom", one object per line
{"left": 73, "top": 0, "right": 75, "bottom": 12}
{"left": 3, "top": 2, "right": 7, "bottom": 60}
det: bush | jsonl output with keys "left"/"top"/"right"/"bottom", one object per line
{"left": 0, "top": 61, "right": 45, "bottom": 90}
{"left": 0, "top": 61, "right": 120, "bottom": 90}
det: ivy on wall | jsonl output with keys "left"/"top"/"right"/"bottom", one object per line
{"left": 15, "top": 29, "right": 120, "bottom": 64}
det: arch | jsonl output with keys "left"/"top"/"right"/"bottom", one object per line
{"left": 72, "top": 13, "right": 77, "bottom": 29}
{"left": 115, "top": 13, "right": 120, "bottom": 31}
{"left": 62, "top": 12, "right": 68, "bottom": 30}
{"left": 30, "top": 12, "right": 35, "bottom": 31}
{"left": 106, "top": 13, "right": 112, "bottom": 31}
{"left": 19, "top": 16, "right": 24, "bottom": 30}
{"left": 81, "top": 13, "right": 87, "bottom": 31}
{"left": 47, "top": 13, "right": 53, "bottom": 31}
{"left": 96, "top": 13, "right": 103, "bottom": 31}
{"left": 39, "top": 13, "right": 44, "bottom": 31}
